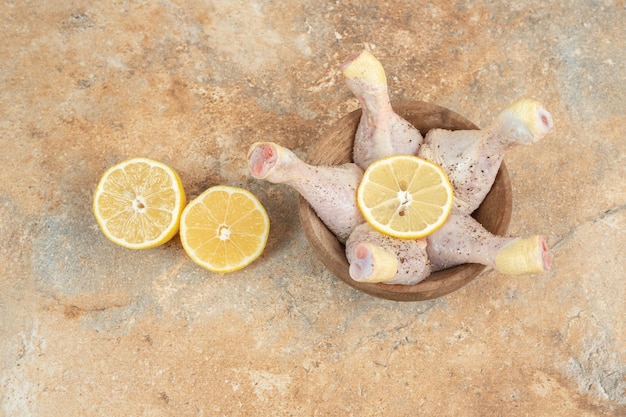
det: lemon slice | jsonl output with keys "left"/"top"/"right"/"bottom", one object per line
{"left": 180, "top": 186, "right": 270, "bottom": 273}
{"left": 357, "top": 155, "right": 454, "bottom": 239}
{"left": 93, "top": 158, "right": 186, "bottom": 249}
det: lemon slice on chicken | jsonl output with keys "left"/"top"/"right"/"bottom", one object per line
{"left": 357, "top": 155, "right": 453, "bottom": 239}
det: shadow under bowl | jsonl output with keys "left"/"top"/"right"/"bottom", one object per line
{"left": 298, "top": 101, "right": 513, "bottom": 301}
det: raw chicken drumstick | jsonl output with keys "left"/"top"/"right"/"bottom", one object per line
{"left": 247, "top": 142, "right": 364, "bottom": 243}
{"left": 341, "top": 50, "right": 423, "bottom": 169}
{"left": 426, "top": 209, "right": 553, "bottom": 274}
{"left": 418, "top": 99, "right": 554, "bottom": 213}
{"left": 345, "top": 210, "right": 552, "bottom": 284}
{"left": 345, "top": 223, "right": 431, "bottom": 285}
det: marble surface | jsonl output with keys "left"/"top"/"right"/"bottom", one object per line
{"left": 1, "top": 0, "right": 625, "bottom": 415}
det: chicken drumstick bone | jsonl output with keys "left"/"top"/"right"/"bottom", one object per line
{"left": 341, "top": 50, "right": 423, "bottom": 169}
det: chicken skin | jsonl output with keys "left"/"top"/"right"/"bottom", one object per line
{"left": 418, "top": 99, "right": 554, "bottom": 213}
{"left": 345, "top": 223, "right": 431, "bottom": 285}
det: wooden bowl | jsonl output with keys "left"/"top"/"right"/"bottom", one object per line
{"left": 298, "top": 101, "right": 512, "bottom": 301}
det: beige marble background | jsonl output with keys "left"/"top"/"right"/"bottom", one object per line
{"left": 1, "top": 0, "right": 625, "bottom": 415}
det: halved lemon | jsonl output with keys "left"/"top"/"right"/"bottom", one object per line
{"left": 357, "top": 155, "right": 454, "bottom": 239}
{"left": 180, "top": 186, "right": 270, "bottom": 273}
{"left": 93, "top": 158, "right": 186, "bottom": 249}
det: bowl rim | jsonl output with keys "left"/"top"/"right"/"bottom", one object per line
{"left": 297, "top": 100, "right": 513, "bottom": 301}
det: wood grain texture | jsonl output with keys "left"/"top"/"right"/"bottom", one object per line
{"left": 298, "top": 101, "right": 513, "bottom": 301}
